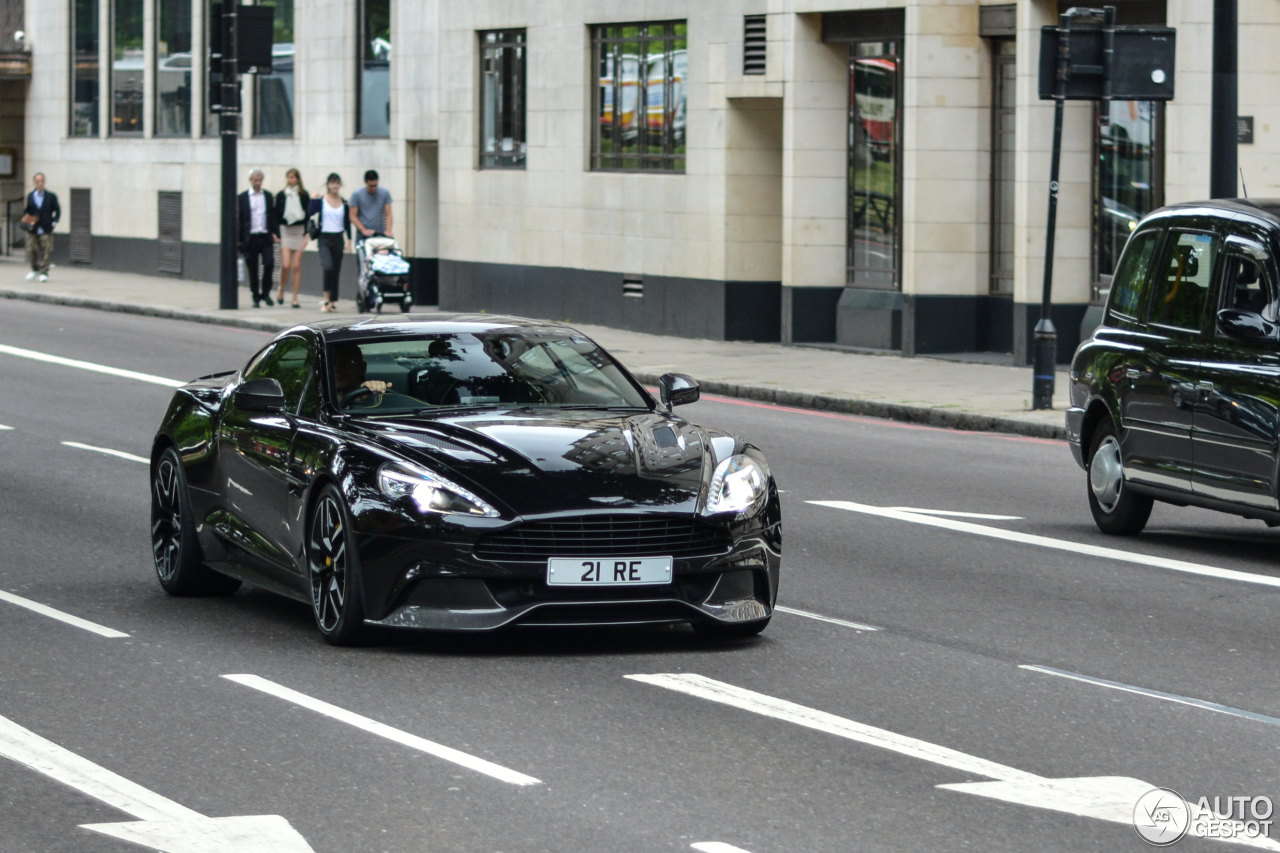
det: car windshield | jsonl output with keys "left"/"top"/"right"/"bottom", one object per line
{"left": 328, "top": 332, "right": 651, "bottom": 414}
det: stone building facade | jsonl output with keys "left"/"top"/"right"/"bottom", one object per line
{"left": 13, "top": 0, "right": 1280, "bottom": 359}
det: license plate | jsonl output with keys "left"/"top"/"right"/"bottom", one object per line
{"left": 547, "top": 557, "right": 673, "bottom": 586}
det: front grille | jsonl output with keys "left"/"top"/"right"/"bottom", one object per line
{"left": 475, "top": 515, "right": 732, "bottom": 562}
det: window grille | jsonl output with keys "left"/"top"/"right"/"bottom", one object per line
{"left": 743, "top": 16, "right": 766, "bottom": 75}
{"left": 70, "top": 189, "right": 92, "bottom": 263}
{"left": 158, "top": 191, "right": 183, "bottom": 274}
{"left": 591, "top": 21, "right": 687, "bottom": 172}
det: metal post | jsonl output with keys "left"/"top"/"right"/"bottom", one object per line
{"left": 218, "top": 3, "right": 239, "bottom": 310}
{"left": 1033, "top": 12, "right": 1073, "bottom": 411}
{"left": 1210, "top": 0, "right": 1238, "bottom": 198}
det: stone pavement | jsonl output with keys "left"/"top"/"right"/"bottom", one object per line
{"left": 0, "top": 259, "right": 1071, "bottom": 439}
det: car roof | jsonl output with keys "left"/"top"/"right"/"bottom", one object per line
{"left": 276, "top": 313, "right": 583, "bottom": 345}
{"left": 1145, "top": 198, "right": 1280, "bottom": 230}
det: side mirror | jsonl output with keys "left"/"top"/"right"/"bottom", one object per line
{"left": 1216, "top": 309, "right": 1277, "bottom": 342}
{"left": 234, "top": 377, "right": 286, "bottom": 412}
{"left": 659, "top": 373, "right": 700, "bottom": 408}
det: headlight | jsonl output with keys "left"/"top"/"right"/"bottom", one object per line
{"left": 703, "top": 454, "right": 769, "bottom": 518}
{"left": 377, "top": 463, "right": 499, "bottom": 518}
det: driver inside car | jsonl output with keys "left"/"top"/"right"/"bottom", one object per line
{"left": 332, "top": 344, "right": 417, "bottom": 411}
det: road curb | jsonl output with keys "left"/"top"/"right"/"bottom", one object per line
{"left": 2, "top": 286, "right": 1066, "bottom": 442}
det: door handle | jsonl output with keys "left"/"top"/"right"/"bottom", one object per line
{"left": 1125, "top": 368, "right": 1140, "bottom": 380}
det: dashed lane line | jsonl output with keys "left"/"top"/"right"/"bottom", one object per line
{"left": 61, "top": 441, "right": 149, "bottom": 464}
{"left": 0, "top": 424, "right": 12, "bottom": 430}
{"left": 811, "top": 500, "right": 1280, "bottom": 590}
{"left": 774, "top": 605, "right": 881, "bottom": 632}
{"left": 0, "top": 343, "right": 184, "bottom": 387}
{"left": 0, "top": 590, "right": 129, "bottom": 638}
{"left": 222, "top": 674, "right": 542, "bottom": 786}
{"left": 1021, "top": 665, "right": 1280, "bottom": 728}
{"left": 692, "top": 844, "right": 755, "bottom": 853}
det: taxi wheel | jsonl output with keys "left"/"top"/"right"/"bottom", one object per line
{"left": 1086, "top": 420, "right": 1152, "bottom": 536}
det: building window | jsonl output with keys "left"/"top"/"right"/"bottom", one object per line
{"left": 847, "top": 41, "right": 902, "bottom": 289}
{"left": 155, "top": 0, "right": 192, "bottom": 137}
{"left": 989, "top": 39, "right": 1015, "bottom": 295}
{"left": 479, "top": 30, "right": 526, "bottom": 169}
{"left": 112, "top": 0, "right": 144, "bottom": 134}
{"left": 358, "top": 0, "right": 390, "bottom": 137}
{"left": 256, "top": 0, "right": 294, "bottom": 137}
{"left": 591, "top": 21, "right": 687, "bottom": 172}
{"left": 71, "top": 0, "right": 100, "bottom": 137}
{"left": 1094, "top": 100, "right": 1163, "bottom": 290}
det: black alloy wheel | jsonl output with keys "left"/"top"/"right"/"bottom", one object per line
{"left": 1086, "top": 418, "right": 1153, "bottom": 536}
{"left": 151, "top": 447, "right": 241, "bottom": 596}
{"left": 307, "top": 484, "right": 366, "bottom": 645}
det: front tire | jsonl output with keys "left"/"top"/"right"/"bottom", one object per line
{"left": 1086, "top": 419, "right": 1153, "bottom": 535}
{"left": 307, "top": 485, "right": 366, "bottom": 645}
{"left": 151, "top": 447, "right": 241, "bottom": 596}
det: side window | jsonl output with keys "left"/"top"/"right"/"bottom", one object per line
{"left": 1107, "top": 229, "right": 1160, "bottom": 321}
{"left": 244, "top": 337, "right": 316, "bottom": 414}
{"left": 1220, "top": 252, "right": 1276, "bottom": 321}
{"left": 1147, "top": 231, "right": 1220, "bottom": 332}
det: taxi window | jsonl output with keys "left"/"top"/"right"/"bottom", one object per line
{"left": 1108, "top": 229, "right": 1160, "bottom": 321}
{"left": 1220, "top": 253, "right": 1276, "bottom": 322}
{"left": 1147, "top": 231, "right": 1219, "bottom": 332}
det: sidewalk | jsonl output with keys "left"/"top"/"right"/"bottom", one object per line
{"left": 0, "top": 261, "right": 1071, "bottom": 439}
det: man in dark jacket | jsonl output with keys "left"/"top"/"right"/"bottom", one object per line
{"left": 22, "top": 173, "right": 60, "bottom": 282}
{"left": 237, "top": 168, "right": 280, "bottom": 307}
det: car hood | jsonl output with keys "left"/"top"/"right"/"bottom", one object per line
{"left": 351, "top": 410, "right": 727, "bottom": 517}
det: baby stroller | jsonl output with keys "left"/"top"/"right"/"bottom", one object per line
{"left": 355, "top": 235, "right": 414, "bottom": 314}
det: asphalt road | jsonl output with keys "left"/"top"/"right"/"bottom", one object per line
{"left": 1, "top": 299, "right": 1278, "bottom": 853}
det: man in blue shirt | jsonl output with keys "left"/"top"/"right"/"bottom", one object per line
{"left": 22, "top": 173, "right": 60, "bottom": 282}
{"left": 349, "top": 170, "right": 393, "bottom": 239}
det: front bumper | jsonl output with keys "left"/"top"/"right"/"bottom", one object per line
{"left": 352, "top": 510, "right": 782, "bottom": 631}
{"left": 1066, "top": 406, "right": 1086, "bottom": 468}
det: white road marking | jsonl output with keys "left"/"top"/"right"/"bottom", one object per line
{"left": 1021, "top": 665, "right": 1280, "bottom": 728}
{"left": 61, "top": 441, "right": 149, "bottom": 464}
{"left": 692, "top": 843, "right": 755, "bottom": 853}
{"left": 629, "top": 673, "right": 1278, "bottom": 849}
{"left": 888, "top": 507, "right": 1023, "bottom": 520}
{"left": 811, "top": 500, "right": 1280, "bottom": 590}
{"left": 774, "top": 605, "right": 881, "bottom": 632}
{"left": 0, "top": 343, "right": 184, "bottom": 387}
{"left": 0, "top": 712, "right": 315, "bottom": 852}
{"left": 0, "top": 590, "right": 128, "bottom": 638}
{"left": 0, "top": 424, "right": 12, "bottom": 430}
{"left": 223, "top": 674, "right": 542, "bottom": 786}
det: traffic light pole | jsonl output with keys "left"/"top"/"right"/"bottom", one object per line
{"left": 218, "top": 4, "right": 239, "bottom": 310}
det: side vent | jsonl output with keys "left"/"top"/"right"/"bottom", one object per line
{"left": 743, "top": 15, "right": 767, "bottom": 75}
{"left": 70, "top": 188, "right": 91, "bottom": 263}
{"left": 623, "top": 273, "right": 644, "bottom": 298}
{"left": 157, "top": 191, "right": 183, "bottom": 275}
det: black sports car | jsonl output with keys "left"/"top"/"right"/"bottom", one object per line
{"left": 150, "top": 315, "right": 782, "bottom": 644}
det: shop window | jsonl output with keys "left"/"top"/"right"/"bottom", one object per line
{"left": 256, "top": 0, "right": 294, "bottom": 137}
{"left": 112, "top": 0, "right": 144, "bottom": 134}
{"left": 847, "top": 41, "right": 902, "bottom": 289}
{"left": 592, "top": 21, "right": 687, "bottom": 172}
{"left": 479, "top": 30, "right": 526, "bottom": 169}
{"left": 156, "top": 0, "right": 192, "bottom": 137}
{"left": 71, "top": 0, "right": 100, "bottom": 137}
{"left": 358, "top": 0, "right": 390, "bottom": 137}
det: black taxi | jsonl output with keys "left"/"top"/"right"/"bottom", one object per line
{"left": 1068, "top": 199, "right": 1280, "bottom": 534}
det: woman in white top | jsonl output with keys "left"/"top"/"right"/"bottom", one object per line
{"left": 305, "top": 173, "right": 353, "bottom": 313}
{"left": 274, "top": 168, "right": 310, "bottom": 308}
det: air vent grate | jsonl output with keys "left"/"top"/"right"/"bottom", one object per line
{"left": 623, "top": 274, "right": 644, "bottom": 298}
{"left": 744, "top": 15, "right": 767, "bottom": 75}
{"left": 157, "top": 191, "right": 183, "bottom": 275}
{"left": 69, "top": 188, "right": 91, "bottom": 263}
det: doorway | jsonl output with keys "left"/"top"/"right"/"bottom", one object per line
{"left": 411, "top": 141, "right": 439, "bottom": 305}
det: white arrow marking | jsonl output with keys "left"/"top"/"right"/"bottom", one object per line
{"left": 223, "top": 674, "right": 542, "bottom": 786}
{"left": 692, "top": 843, "right": 755, "bottom": 853}
{"left": 0, "top": 589, "right": 129, "bottom": 638}
{"left": 0, "top": 343, "right": 184, "bottom": 387}
{"left": 628, "top": 673, "right": 1280, "bottom": 849}
{"left": 809, "top": 500, "right": 1280, "bottom": 589}
{"left": 61, "top": 441, "right": 149, "bottom": 464}
{"left": 0, "top": 712, "right": 315, "bottom": 852}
